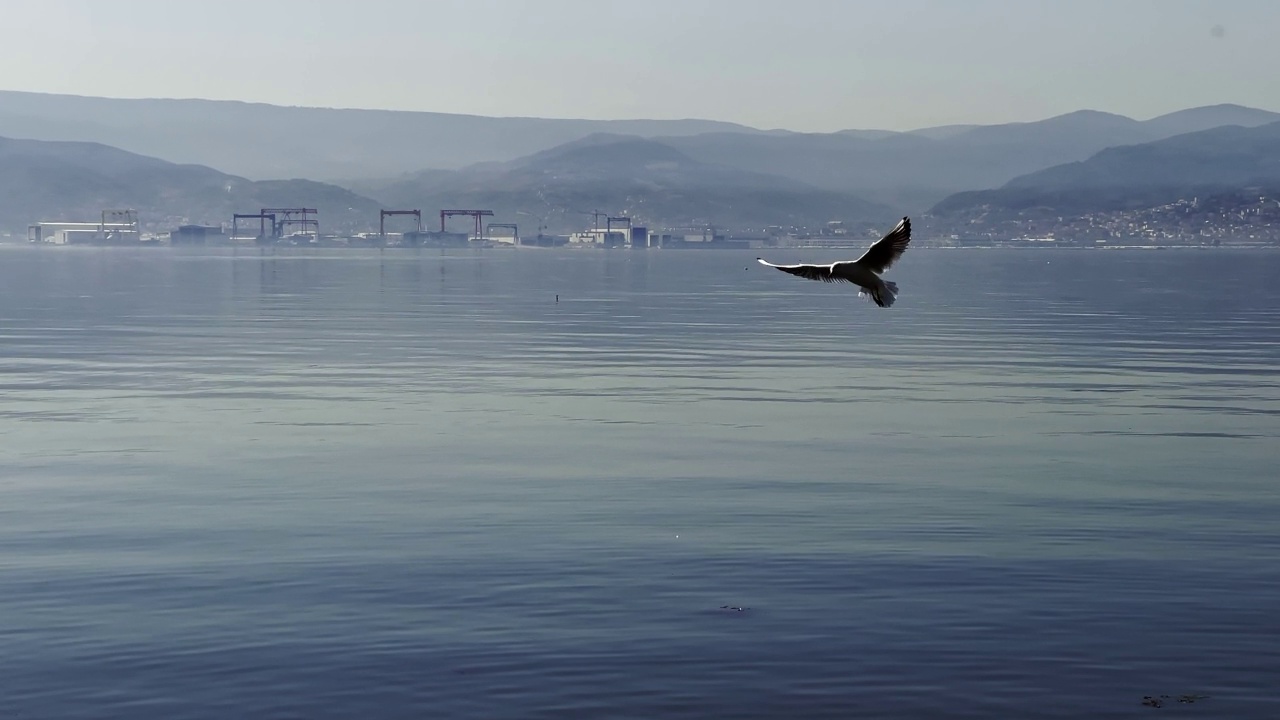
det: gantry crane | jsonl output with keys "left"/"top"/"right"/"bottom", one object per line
{"left": 233, "top": 212, "right": 277, "bottom": 240}
{"left": 380, "top": 209, "right": 422, "bottom": 240}
{"left": 440, "top": 209, "right": 494, "bottom": 237}
{"left": 260, "top": 207, "right": 318, "bottom": 239}
{"left": 486, "top": 223, "right": 518, "bottom": 244}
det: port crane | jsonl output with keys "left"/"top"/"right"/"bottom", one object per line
{"left": 440, "top": 209, "right": 494, "bottom": 237}
{"left": 486, "top": 223, "right": 518, "bottom": 244}
{"left": 380, "top": 209, "right": 422, "bottom": 240}
{"left": 233, "top": 212, "right": 277, "bottom": 239}
{"left": 261, "top": 207, "right": 318, "bottom": 239}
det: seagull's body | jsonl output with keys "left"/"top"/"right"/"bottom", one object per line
{"left": 757, "top": 217, "right": 911, "bottom": 307}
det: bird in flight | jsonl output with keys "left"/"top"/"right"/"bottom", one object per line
{"left": 757, "top": 217, "right": 911, "bottom": 307}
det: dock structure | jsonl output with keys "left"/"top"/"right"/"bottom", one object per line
{"left": 486, "top": 223, "right": 518, "bottom": 245}
{"left": 380, "top": 209, "right": 422, "bottom": 242}
{"left": 230, "top": 207, "right": 318, "bottom": 243}
{"left": 232, "top": 212, "right": 277, "bottom": 241}
{"left": 440, "top": 209, "right": 494, "bottom": 238}
{"left": 28, "top": 208, "right": 141, "bottom": 245}
{"left": 261, "top": 207, "right": 318, "bottom": 240}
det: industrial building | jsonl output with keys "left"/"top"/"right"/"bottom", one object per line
{"left": 568, "top": 226, "right": 649, "bottom": 248}
{"left": 28, "top": 221, "right": 142, "bottom": 245}
{"left": 169, "top": 224, "right": 227, "bottom": 245}
{"left": 28, "top": 209, "right": 143, "bottom": 245}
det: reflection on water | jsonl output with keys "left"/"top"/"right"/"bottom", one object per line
{"left": 1, "top": 246, "right": 1278, "bottom": 719}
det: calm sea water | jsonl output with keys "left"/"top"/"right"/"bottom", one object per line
{"left": 1, "top": 245, "right": 1277, "bottom": 719}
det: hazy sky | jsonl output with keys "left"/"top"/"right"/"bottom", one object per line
{"left": 2, "top": 0, "right": 1276, "bottom": 132}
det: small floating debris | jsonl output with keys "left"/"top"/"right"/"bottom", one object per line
{"left": 1141, "top": 693, "right": 1210, "bottom": 709}
{"left": 718, "top": 605, "right": 749, "bottom": 613}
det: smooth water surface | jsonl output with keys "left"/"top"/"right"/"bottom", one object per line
{"left": 1, "top": 246, "right": 1278, "bottom": 718}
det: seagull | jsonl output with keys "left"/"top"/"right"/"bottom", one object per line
{"left": 757, "top": 217, "right": 911, "bottom": 307}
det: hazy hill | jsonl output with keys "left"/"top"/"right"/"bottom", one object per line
{"left": 6, "top": 90, "right": 1279, "bottom": 234}
{"left": 0, "top": 90, "right": 760, "bottom": 181}
{"left": 660, "top": 106, "right": 1280, "bottom": 211}
{"left": 0, "top": 136, "right": 382, "bottom": 234}
{"left": 1141, "top": 104, "right": 1280, "bottom": 137}
{"left": 905, "top": 124, "right": 982, "bottom": 140}
{"left": 3, "top": 91, "right": 1276, "bottom": 208}
{"left": 354, "top": 134, "right": 891, "bottom": 233}
{"left": 930, "top": 121, "right": 1280, "bottom": 217}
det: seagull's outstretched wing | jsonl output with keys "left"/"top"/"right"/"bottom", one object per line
{"left": 855, "top": 217, "right": 911, "bottom": 274}
{"left": 756, "top": 258, "right": 850, "bottom": 284}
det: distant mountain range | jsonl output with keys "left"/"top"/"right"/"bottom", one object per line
{"left": 0, "top": 90, "right": 761, "bottom": 181}
{"left": 3, "top": 90, "right": 1279, "bottom": 237}
{"left": 930, "top": 121, "right": 1280, "bottom": 218}
{"left": 0, "top": 133, "right": 888, "bottom": 235}
{"left": 349, "top": 134, "right": 891, "bottom": 233}
{"left": 658, "top": 106, "right": 1280, "bottom": 210}
{"left": 0, "top": 136, "right": 380, "bottom": 234}
{"left": 3, "top": 91, "right": 1277, "bottom": 213}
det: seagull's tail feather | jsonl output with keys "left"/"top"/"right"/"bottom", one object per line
{"left": 859, "top": 280, "right": 899, "bottom": 308}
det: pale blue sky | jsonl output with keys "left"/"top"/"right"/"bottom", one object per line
{"left": 2, "top": 0, "right": 1275, "bottom": 132}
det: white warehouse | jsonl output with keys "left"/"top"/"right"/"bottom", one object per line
{"left": 28, "top": 221, "right": 142, "bottom": 245}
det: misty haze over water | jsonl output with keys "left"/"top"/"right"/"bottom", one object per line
{"left": 1, "top": 246, "right": 1278, "bottom": 718}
